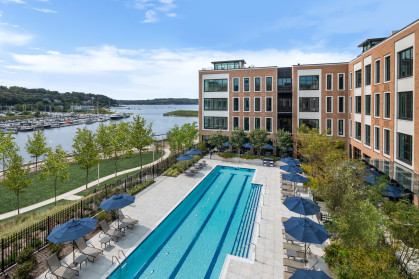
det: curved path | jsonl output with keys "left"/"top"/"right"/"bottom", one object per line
{"left": 0, "top": 148, "right": 171, "bottom": 221}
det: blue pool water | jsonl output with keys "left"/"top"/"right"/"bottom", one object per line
{"left": 108, "top": 165, "right": 261, "bottom": 279}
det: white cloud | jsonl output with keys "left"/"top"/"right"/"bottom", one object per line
{"left": 1, "top": 0, "right": 25, "bottom": 4}
{"left": 134, "top": 0, "right": 154, "bottom": 10}
{"left": 2, "top": 45, "right": 355, "bottom": 100}
{"left": 142, "top": 10, "right": 157, "bottom": 23}
{"left": 0, "top": 29, "right": 32, "bottom": 46}
{"left": 167, "top": 13, "right": 176, "bottom": 17}
{"left": 32, "top": 8, "right": 57, "bottom": 13}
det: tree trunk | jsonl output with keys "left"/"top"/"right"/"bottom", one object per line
{"left": 86, "top": 167, "right": 89, "bottom": 189}
{"left": 54, "top": 176, "right": 58, "bottom": 206}
{"left": 17, "top": 191, "right": 20, "bottom": 215}
{"left": 35, "top": 156, "right": 38, "bottom": 172}
{"left": 140, "top": 149, "right": 143, "bottom": 170}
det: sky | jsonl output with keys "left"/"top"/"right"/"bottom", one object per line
{"left": 0, "top": 0, "right": 418, "bottom": 100}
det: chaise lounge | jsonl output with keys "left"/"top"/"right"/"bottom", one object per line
{"left": 46, "top": 254, "right": 79, "bottom": 279}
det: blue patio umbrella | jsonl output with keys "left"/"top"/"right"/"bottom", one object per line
{"left": 366, "top": 169, "right": 380, "bottom": 177}
{"left": 283, "top": 197, "right": 320, "bottom": 216}
{"left": 186, "top": 149, "right": 202, "bottom": 155}
{"left": 363, "top": 175, "right": 378, "bottom": 184}
{"left": 280, "top": 157, "right": 300, "bottom": 165}
{"left": 263, "top": 143, "right": 275, "bottom": 150}
{"left": 283, "top": 173, "right": 309, "bottom": 184}
{"left": 283, "top": 217, "right": 330, "bottom": 262}
{"left": 46, "top": 217, "right": 98, "bottom": 260}
{"left": 177, "top": 154, "right": 194, "bottom": 161}
{"left": 382, "top": 184, "right": 408, "bottom": 198}
{"left": 280, "top": 164, "right": 303, "bottom": 173}
{"left": 223, "top": 141, "right": 232, "bottom": 147}
{"left": 99, "top": 194, "right": 135, "bottom": 211}
{"left": 242, "top": 143, "right": 254, "bottom": 149}
{"left": 290, "top": 269, "right": 332, "bottom": 279}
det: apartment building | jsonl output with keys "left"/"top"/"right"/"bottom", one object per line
{"left": 198, "top": 19, "right": 419, "bottom": 204}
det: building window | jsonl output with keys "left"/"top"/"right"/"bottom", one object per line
{"left": 244, "top": 78, "right": 250, "bottom": 92}
{"left": 233, "top": 117, "right": 239, "bottom": 129}
{"left": 385, "top": 55, "right": 391, "bottom": 82}
{"left": 214, "top": 61, "right": 241, "bottom": 70}
{"left": 204, "top": 116, "right": 228, "bottom": 130}
{"left": 397, "top": 132, "right": 412, "bottom": 165}
{"left": 365, "top": 64, "right": 371, "bottom": 85}
{"left": 374, "top": 127, "right": 380, "bottom": 151}
{"left": 384, "top": 129, "right": 390, "bottom": 155}
{"left": 233, "top": 78, "right": 239, "bottom": 92}
{"left": 365, "top": 95, "right": 371, "bottom": 115}
{"left": 203, "top": 98, "right": 228, "bottom": 111}
{"left": 349, "top": 72, "right": 352, "bottom": 90}
{"left": 326, "top": 96, "right": 333, "bottom": 113}
{"left": 338, "top": 119, "right": 344, "bottom": 136}
{"left": 254, "top": 77, "right": 261, "bottom": 92}
{"left": 355, "top": 96, "right": 361, "bottom": 113}
{"left": 278, "top": 97, "right": 292, "bottom": 112}
{"left": 398, "top": 91, "right": 413, "bottom": 120}
{"left": 384, "top": 92, "right": 390, "bottom": 119}
{"left": 299, "top": 75, "right": 319, "bottom": 90}
{"left": 278, "top": 77, "right": 292, "bottom": 92}
{"left": 398, "top": 47, "right": 413, "bottom": 78}
{"left": 265, "top": 118, "right": 272, "bottom": 133}
{"left": 354, "top": 147, "right": 361, "bottom": 159}
{"left": 299, "top": 97, "right": 319, "bottom": 112}
{"left": 244, "top": 117, "right": 250, "bottom": 131}
{"left": 204, "top": 79, "right": 228, "bottom": 92}
{"left": 355, "top": 121, "right": 361, "bottom": 141}
{"left": 355, "top": 70, "right": 362, "bottom": 88}
{"left": 265, "top": 97, "right": 273, "bottom": 112}
{"left": 338, "top": 96, "right": 344, "bottom": 113}
{"left": 374, "top": 60, "right": 380, "bottom": 84}
{"left": 266, "top": 77, "right": 272, "bottom": 91}
{"left": 233, "top": 97, "right": 239, "bottom": 112}
{"left": 349, "top": 120, "right": 352, "bottom": 138}
{"left": 338, "top": 73, "right": 344, "bottom": 90}
{"left": 365, "top": 124, "right": 371, "bottom": 146}
{"left": 374, "top": 93, "right": 380, "bottom": 117}
{"left": 326, "top": 74, "right": 332, "bottom": 91}
{"left": 326, "top": 119, "right": 332, "bottom": 135}
{"left": 349, "top": 96, "right": 352, "bottom": 113}
{"left": 254, "top": 97, "right": 261, "bottom": 112}
{"left": 254, "top": 117, "right": 261, "bottom": 129}
{"left": 278, "top": 117, "right": 292, "bottom": 132}
{"left": 244, "top": 97, "right": 250, "bottom": 112}
{"left": 299, "top": 119, "right": 319, "bottom": 129}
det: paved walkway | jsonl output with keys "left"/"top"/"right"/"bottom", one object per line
{"left": 0, "top": 149, "right": 170, "bottom": 221}
{"left": 37, "top": 156, "right": 331, "bottom": 279}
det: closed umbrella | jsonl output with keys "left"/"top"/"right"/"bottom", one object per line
{"left": 46, "top": 218, "right": 98, "bottom": 261}
{"left": 290, "top": 269, "right": 332, "bottom": 279}
{"left": 177, "top": 154, "right": 193, "bottom": 161}
{"left": 283, "top": 217, "right": 330, "bottom": 263}
{"left": 280, "top": 164, "right": 303, "bottom": 173}
{"left": 284, "top": 197, "right": 320, "bottom": 216}
{"left": 382, "top": 184, "right": 407, "bottom": 198}
{"left": 186, "top": 149, "right": 202, "bottom": 155}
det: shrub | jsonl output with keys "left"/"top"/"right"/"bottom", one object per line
{"left": 30, "top": 237, "right": 42, "bottom": 249}
{"left": 128, "top": 179, "right": 155, "bottom": 196}
{"left": 240, "top": 154, "right": 257, "bottom": 160}
{"left": 48, "top": 243, "right": 63, "bottom": 258}
{"left": 96, "top": 211, "right": 111, "bottom": 223}
{"left": 219, "top": 152, "right": 236, "bottom": 159}
{"left": 16, "top": 247, "right": 36, "bottom": 265}
{"left": 14, "top": 261, "right": 35, "bottom": 279}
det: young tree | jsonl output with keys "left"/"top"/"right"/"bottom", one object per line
{"left": 95, "top": 123, "right": 113, "bottom": 182}
{"left": 0, "top": 132, "right": 18, "bottom": 172}
{"left": 166, "top": 125, "right": 182, "bottom": 154}
{"left": 2, "top": 153, "right": 32, "bottom": 214}
{"left": 25, "top": 130, "right": 49, "bottom": 172}
{"left": 129, "top": 115, "right": 154, "bottom": 170}
{"left": 207, "top": 130, "right": 225, "bottom": 151}
{"left": 275, "top": 128, "right": 293, "bottom": 156}
{"left": 180, "top": 122, "right": 199, "bottom": 149}
{"left": 108, "top": 121, "right": 131, "bottom": 178}
{"left": 39, "top": 145, "right": 70, "bottom": 205}
{"left": 249, "top": 129, "right": 269, "bottom": 157}
{"left": 229, "top": 128, "right": 246, "bottom": 156}
{"left": 72, "top": 127, "right": 101, "bottom": 189}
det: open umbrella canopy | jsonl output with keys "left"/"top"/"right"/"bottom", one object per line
{"left": 284, "top": 197, "right": 320, "bottom": 216}
{"left": 363, "top": 175, "right": 378, "bottom": 184}
{"left": 280, "top": 157, "right": 300, "bottom": 165}
{"left": 223, "top": 141, "right": 232, "bottom": 147}
{"left": 366, "top": 168, "right": 380, "bottom": 177}
{"left": 290, "top": 269, "right": 332, "bottom": 279}
{"left": 283, "top": 173, "right": 309, "bottom": 184}
{"left": 263, "top": 143, "right": 275, "bottom": 150}
{"left": 46, "top": 218, "right": 98, "bottom": 244}
{"left": 177, "top": 154, "right": 194, "bottom": 161}
{"left": 280, "top": 164, "right": 303, "bottom": 173}
{"left": 186, "top": 149, "right": 202, "bottom": 155}
{"left": 99, "top": 194, "right": 135, "bottom": 211}
{"left": 242, "top": 143, "right": 254, "bottom": 149}
{"left": 283, "top": 217, "right": 330, "bottom": 244}
{"left": 382, "top": 184, "right": 408, "bottom": 198}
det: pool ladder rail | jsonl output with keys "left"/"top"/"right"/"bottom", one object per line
{"left": 233, "top": 242, "right": 256, "bottom": 259}
{"left": 112, "top": 250, "right": 127, "bottom": 265}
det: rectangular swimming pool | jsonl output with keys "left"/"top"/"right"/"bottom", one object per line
{"left": 108, "top": 165, "right": 261, "bottom": 279}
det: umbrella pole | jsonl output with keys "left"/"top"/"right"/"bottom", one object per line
{"left": 73, "top": 240, "right": 75, "bottom": 262}
{"left": 304, "top": 242, "right": 307, "bottom": 264}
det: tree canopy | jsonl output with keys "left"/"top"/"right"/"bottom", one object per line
{"left": 25, "top": 130, "right": 49, "bottom": 172}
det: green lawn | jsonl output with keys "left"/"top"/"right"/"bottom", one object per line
{"left": 0, "top": 151, "right": 162, "bottom": 214}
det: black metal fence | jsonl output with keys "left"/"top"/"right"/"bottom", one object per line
{"left": 0, "top": 146, "right": 202, "bottom": 273}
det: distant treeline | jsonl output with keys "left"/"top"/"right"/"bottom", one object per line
{"left": 0, "top": 85, "right": 117, "bottom": 111}
{"left": 118, "top": 98, "right": 198, "bottom": 105}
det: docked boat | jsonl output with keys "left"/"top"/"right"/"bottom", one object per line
{"left": 110, "top": 113, "right": 124, "bottom": 120}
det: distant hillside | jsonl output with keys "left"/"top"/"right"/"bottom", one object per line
{"left": 117, "top": 98, "right": 198, "bottom": 105}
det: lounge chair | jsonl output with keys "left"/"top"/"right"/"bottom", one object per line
{"left": 184, "top": 170, "right": 194, "bottom": 176}
{"left": 99, "top": 220, "right": 124, "bottom": 242}
{"left": 46, "top": 254, "right": 79, "bottom": 279}
{"left": 284, "top": 271, "right": 294, "bottom": 279}
{"left": 283, "top": 258, "right": 305, "bottom": 273}
{"left": 118, "top": 210, "right": 139, "bottom": 230}
{"left": 75, "top": 238, "right": 103, "bottom": 262}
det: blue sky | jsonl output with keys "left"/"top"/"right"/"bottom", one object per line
{"left": 0, "top": 0, "right": 417, "bottom": 100}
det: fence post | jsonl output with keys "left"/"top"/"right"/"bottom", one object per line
{"left": 47, "top": 216, "right": 50, "bottom": 235}
{"left": 1, "top": 238, "right": 4, "bottom": 273}
{"left": 105, "top": 184, "right": 108, "bottom": 199}
{"left": 124, "top": 178, "right": 127, "bottom": 192}
{"left": 153, "top": 164, "right": 155, "bottom": 178}
{"left": 140, "top": 171, "right": 142, "bottom": 184}
{"left": 80, "top": 200, "right": 83, "bottom": 218}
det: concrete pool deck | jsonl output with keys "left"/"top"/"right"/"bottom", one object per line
{"left": 38, "top": 156, "right": 331, "bottom": 279}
